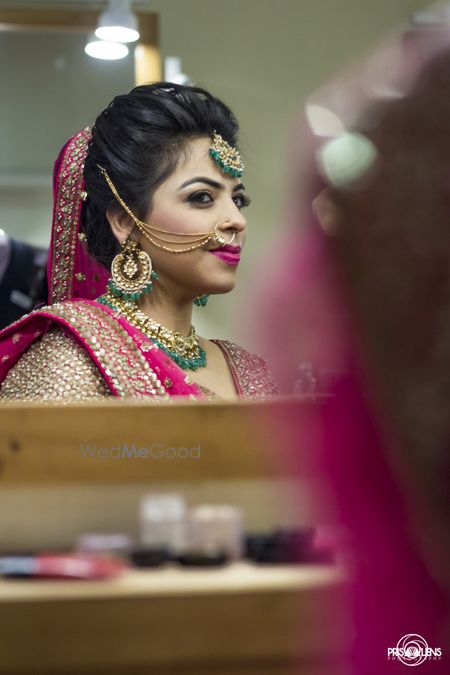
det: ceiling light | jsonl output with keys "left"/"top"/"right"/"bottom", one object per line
{"left": 95, "top": 0, "right": 140, "bottom": 43}
{"left": 85, "top": 38, "right": 129, "bottom": 60}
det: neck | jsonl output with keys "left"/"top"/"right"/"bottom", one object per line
{"left": 137, "top": 288, "right": 194, "bottom": 336}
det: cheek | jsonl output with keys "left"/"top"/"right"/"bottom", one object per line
{"left": 148, "top": 209, "right": 183, "bottom": 232}
{"left": 149, "top": 204, "right": 204, "bottom": 233}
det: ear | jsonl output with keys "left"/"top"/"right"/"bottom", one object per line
{"left": 106, "top": 206, "right": 134, "bottom": 245}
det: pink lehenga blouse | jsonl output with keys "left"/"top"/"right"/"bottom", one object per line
{"left": 0, "top": 299, "right": 278, "bottom": 402}
{"left": 0, "top": 128, "right": 278, "bottom": 403}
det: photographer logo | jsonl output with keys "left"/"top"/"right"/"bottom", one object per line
{"left": 387, "top": 634, "right": 441, "bottom": 666}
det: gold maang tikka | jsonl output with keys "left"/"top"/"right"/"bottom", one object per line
{"left": 209, "top": 131, "right": 244, "bottom": 178}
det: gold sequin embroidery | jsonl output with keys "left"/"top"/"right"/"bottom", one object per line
{"left": 46, "top": 301, "right": 170, "bottom": 399}
{"left": 0, "top": 304, "right": 277, "bottom": 402}
{"left": 211, "top": 339, "right": 279, "bottom": 399}
{"left": 50, "top": 128, "right": 91, "bottom": 303}
{"left": 0, "top": 327, "right": 110, "bottom": 402}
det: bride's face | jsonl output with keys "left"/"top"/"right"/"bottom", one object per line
{"left": 138, "top": 136, "right": 249, "bottom": 301}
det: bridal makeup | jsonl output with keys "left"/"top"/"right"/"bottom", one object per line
{"left": 209, "top": 245, "right": 241, "bottom": 266}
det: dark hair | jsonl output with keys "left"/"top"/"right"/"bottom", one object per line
{"left": 81, "top": 82, "right": 240, "bottom": 268}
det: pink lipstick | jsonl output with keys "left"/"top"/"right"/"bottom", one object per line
{"left": 209, "top": 245, "right": 241, "bottom": 266}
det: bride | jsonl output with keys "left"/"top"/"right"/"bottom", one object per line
{"left": 0, "top": 83, "right": 278, "bottom": 402}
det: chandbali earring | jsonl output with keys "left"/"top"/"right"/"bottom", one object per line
{"left": 108, "top": 233, "right": 159, "bottom": 301}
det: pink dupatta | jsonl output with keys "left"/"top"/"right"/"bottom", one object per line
{"left": 0, "top": 128, "right": 203, "bottom": 399}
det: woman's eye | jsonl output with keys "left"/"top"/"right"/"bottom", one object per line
{"left": 187, "top": 191, "right": 252, "bottom": 209}
{"left": 233, "top": 194, "right": 252, "bottom": 210}
{"left": 188, "top": 191, "right": 213, "bottom": 205}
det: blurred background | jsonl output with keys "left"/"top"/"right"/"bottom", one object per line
{"left": 0, "top": 0, "right": 430, "bottom": 344}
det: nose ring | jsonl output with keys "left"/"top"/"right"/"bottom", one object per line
{"left": 212, "top": 219, "right": 237, "bottom": 247}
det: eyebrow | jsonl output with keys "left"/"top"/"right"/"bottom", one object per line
{"left": 179, "top": 177, "right": 245, "bottom": 191}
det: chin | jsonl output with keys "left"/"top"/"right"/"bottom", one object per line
{"left": 203, "top": 276, "right": 237, "bottom": 295}
{"left": 196, "top": 257, "right": 239, "bottom": 294}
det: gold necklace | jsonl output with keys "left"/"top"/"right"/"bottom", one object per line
{"left": 100, "top": 291, "right": 207, "bottom": 371}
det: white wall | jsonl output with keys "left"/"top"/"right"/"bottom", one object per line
{"left": 0, "top": 27, "right": 134, "bottom": 246}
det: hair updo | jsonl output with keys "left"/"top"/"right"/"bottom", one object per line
{"left": 81, "top": 82, "right": 240, "bottom": 269}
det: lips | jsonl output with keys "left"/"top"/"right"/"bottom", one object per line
{"left": 211, "top": 244, "right": 241, "bottom": 253}
{"left": 210, "top": 249, "right": 241, "bottom": 265}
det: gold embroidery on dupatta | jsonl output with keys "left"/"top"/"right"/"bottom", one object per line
{"left": 50, "top": 128, "right": 91, "bottom": 303}
{"left": 0, "top": 327, "right": 111, "bottom": 401}
{"left": 44, "top": 301, "right": 170, "bottom": 399}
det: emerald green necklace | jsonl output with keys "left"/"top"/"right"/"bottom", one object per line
{"left": 98, "top": 293, "right": 207, "bottom": 371}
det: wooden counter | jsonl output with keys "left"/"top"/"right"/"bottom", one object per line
{"left": 0, "top": 397, "right": 322, "bottom": 485}
{"left": 0, "top": 562, "right": 351, "bottom": 675}
{"left": 0, "top": 398, "right": 351, "bottom": 675}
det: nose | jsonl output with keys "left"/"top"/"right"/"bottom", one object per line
{"left": 216, "top": 217, "right": 246, "bottom": 248}
{"left": 217, "top": 209, "right": 246, "bottom": 242}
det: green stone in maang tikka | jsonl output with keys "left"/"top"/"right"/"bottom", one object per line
{"left": 208, "top": 131, "right": 244, "bottom": 178}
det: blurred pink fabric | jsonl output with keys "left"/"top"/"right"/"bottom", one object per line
{"left": 254, "top": 25, "right": 450, "bottom": 674}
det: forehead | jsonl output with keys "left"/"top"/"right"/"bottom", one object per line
{"left": 180, "top": 136, "right": 212, "bottom": 165}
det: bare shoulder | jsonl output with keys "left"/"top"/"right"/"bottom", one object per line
{"left": 0, "top": 327, "right": 110, "bottom": 402}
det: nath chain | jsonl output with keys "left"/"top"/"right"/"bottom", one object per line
{"left": 98, "top": 165, "right": 231, "bottom": 254}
